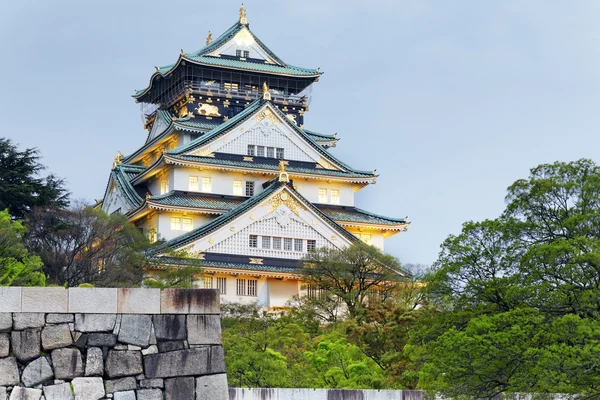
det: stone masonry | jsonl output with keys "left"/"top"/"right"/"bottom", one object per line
{"left": 0, "top": 287, "right": 228, "bottom": 400}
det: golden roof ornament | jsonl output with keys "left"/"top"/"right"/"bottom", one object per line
{"left": 146, "top": 192, "right": 151, "bottom": 200}
{"left": 239, "top": 3, "right": 248, "bottom": 25}
{"left": 112, "top": 151, "right": 123, "bottom": 170}
{"left": 262, "top": 82, "right": 271, "bottom": 101}
{"left": 206, "top": 31, "right": 213, "bottom": 45}
{"left": 278, "top": 160, "right": 289, "bottom": 182}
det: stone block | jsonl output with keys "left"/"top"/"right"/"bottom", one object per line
{"left": 165, "top": 377, "right": 195, "bottom": 400}
{"left": 8, "top": 387, "right": 42, "bottom": 400}
{"left": 118, "top": 315, "right": 152, "bottom": 347}
{"left": 149, "top": 322, "right": 156, "bottom": 344}
{"left": 144, "top": 346, "right": 226, "bottom": 379}
{"left": 71, "top": 377, "right": 105, "bottom": 400}
{"left": 46, "top": 314, "right": 74, "bottom": 324}
{"left": 0, "top": 387, "right": 5, "bottom": 400}
{"left": 0, "top": 333, "right": 9, "bottom": 357}
{"left": 0, "top": 287, "right": 21, "bottom": 312}
{"left": 74, "top": 314, "right": 116, "bottom": 332}
{"left": 69, "top": 288, "right": 117, "bottom": 314}
{"left": 105, "top": 377, "right": 137, "bottom": 393}
{"left": 142, "top": 345, "right": 158, "bottom": 355}
{"left": 52, "top": 348, "right": 84, "bottom": 379}
{"left": 118, "top": 288, "right": 161, "bottom": 314}
{"left": 43, "top": 383, "right": 74, "bottom": 400}
{"left": 139, "top": 378, "right": 164, "bottom": 388}
{"left": 196, "top": 374, "right": 229, "bottom": 400}
{"left": 0, "top": 357, "right": 19, "bottom": 386}
{"left": 87, "top": 333, "right": 117, "bottom": 347}
{"left": 160, "top": 289, "right": 220, "bottom": 314}
{"left": 41, "top": 324, "right": 73, "bottom": 350}
{"left": 187, "top": 315, "right": 222, "bottom": 345}
{"left": 153, "top": 315, "right": 186, "bottom": 341}
{"left": 85, "top": 347, "right": 103, "bottom": 376}
{"left": 157, "top": 341, "right": 185, "bottom": 353}
{"left": 13, "top": 313, "right": 45, "bottom": 330}
{"left": 21, "top": 356, "right": 54, "bottom": 387}
{"left": 136, "top": 389, "right": 163, "bottom": 400}
{"left": 114, "top": 391, "right": 137, "bottom": 400}
{"left": 0, "top": 313, "right": 12, "bottom": 332}
{"left": 11, "top": 329, "right": 41, "bottom": 362}
{"left": 22, "top": 287, "right": 68, "bottom": 313}
{"left": 105, "top": 350, "right": 143, "bottom": 378}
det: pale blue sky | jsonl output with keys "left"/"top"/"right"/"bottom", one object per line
{"left": 1, "top": 0, "right": 599, "bottom": 266}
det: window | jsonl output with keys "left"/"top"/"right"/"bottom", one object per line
{"left": 330, "top": 189, "right": 340, "bottom": 204}
{"left": 217, "top": 277, "right": 227, "bottom": 295}
{"left": 248, "top": 279, "right": 257, "bottom": 296}
{"left": 307, "top": 284, "right": 323, "bottom": 300}
{"left": 359, "top": 234, "right": 372, "bottom": 245}
{"left": 182, "top": 218, "right": 193, "bottom": 232}
{"left": 202, "top": 177, "right": 212, "bottom": 192}
{"left": 224, "top": 82, "right": 238, "bottom": 91}
{"left": 233, "top": 180, "right": 243, "bottom": 195}
{"left": 249, "top": 235, "right": 258, "bottom": 248}
{"left": 307, "top": 239, "right": 316, "bottom": 252}
{"left": 272, "top": 237, "right": 282, "bottom": 250}
{"left": 160, "top": 179, "right": 169, "bottom": 195}
{"left": 262, "top": 236, "right": 271, "bottom": 249}
{"left": 266, "top": 147, "right": 274, "bottom": 158}
{"left": 294, "top": 239, "right": 303, "bottom": 252}
{"left": 247, "top": 145, "right": 255, "bottom": 156}
{"left": 243, "top": 50, "right": 250, "bottom": 58}
{"left": 189, "top": 176, "right": 198, "bottom": 191}
{"left": 245, "top": 181, "right": 255, "bottom": 196}
{"left": 171, "top": 217, "right": 181, "bottom": 230}
{"left": 284, "top": 238, "right": 293, "bottom": 251}
{"left": 204, "top": 276, "right": 213, "bottom": 289}
{"left": 236, "top": 279, "right": 246, "bottom": 295}
{"left": 235, "top": 49, "right": 242, "bottom": 57}
{"left": 147, "top": 227, "right": 157, "bottom": 243}
{"left": 256, "top": 146, "right": 265, "bottom": 157}
{"left": 319, "top": 189, "right": 328, "bottom": 203}
{"left": 276, "top": 148, "right": 284, "bottom": 159}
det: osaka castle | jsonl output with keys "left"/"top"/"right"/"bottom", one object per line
{"left": 99, "top": 6, "right": 409, "bottom": 307}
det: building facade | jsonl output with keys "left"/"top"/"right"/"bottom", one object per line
{"left": 99, "top": 6, "right": 409, "bottom": 307}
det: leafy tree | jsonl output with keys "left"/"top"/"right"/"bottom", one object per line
{"left": 143, "top": 248, "right": 204, "bottom": 289}
{"left": 0, "top": 138, "right": 69, "bottom": 219}
{"left": 0, "top": 210, "right": 45, "bottom": 286}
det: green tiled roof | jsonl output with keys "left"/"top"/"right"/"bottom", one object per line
{"left": 318, "top": 206, "right": 407, "bottom": 226}
{"left": 303, "top": 129, "right": 337, "bottom": 141}
{"left": 150, "top": 256, "right": 301, "bottom": 274}
{"left": 111, "top": 164, "right": 147, "bottom": 209}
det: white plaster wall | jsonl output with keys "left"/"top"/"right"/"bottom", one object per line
{"left": 147, "top": 169, "right": 174, "bottom": 196}
{"left": 205, "top": 275, "right": 269, "bottom": 307}
{"left": 173, "top": 167, "right": 268, "bottom": 196}
{"left": 156, "top": 212, "right": 214, "bottom": 241}
{"left": 346, "top": 229, "right": 385, "bottom": 251}
{"left": 267, "top": 279, "right": 299, "bottom": 308}
{"left": 294, "top": 179, "right": 355, "bottom": 206}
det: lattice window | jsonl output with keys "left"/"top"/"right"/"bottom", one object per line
{"left": 249, "top": 235, "right": 258, "bottom": 248}
{"left": 248, "top": 279, "right": 257, "bottom": 296}
{"left": 272, "top": 237, "right": 282, "bottom": 250}
{"left": 257, "top": 146, "right": 265, "bottom": 157}
{"left": 217, "top": 277, "right": 227, "bottom": 294}
{"left": 160, "top": 179, "right": 169, "bottom": 195}
{"left": 360, "top": 233, "right": 372, "bottom": 245}
{"left": 189, "top": 176, "right": 198, "bottom": 191}
{"left": 171, "top": 218, "right": 181, "bottom": 230}
{"left": 267, "top": 147, "right": 275, "bottom": 158}
{"left": 276, "top": 148, "right": 284, "bottom": 159}
{"left": 233, "top": 180, "right": 243, "bottom": 196}
{"left": 182, "top": 218, "right": 193, "bottom": 232}
{"left": 247, "top": 145, "right": 255, "bottom": 156}
{"left": 235, "top": 50, "right": 242, "bottom": 57}
{"left": 307, "top": 239, "right": 316, "bottom": 252}
{"left": 245, "top": 181, "right": 255, "bottom": 196}
{"left": 204, "top": 276, "right": 213, "bottom": 289}
{"left": 202, "top": 177, "right": 212, "bottom": 192}
{"left": 262, "top": 236, "right": 271, "bottom": 249}
{"left": 243, "top": 50, "right": 250, "bottom": 58}
{"left": 318, "top": 189, "right": 328, "bottom": 203}
{"left": 236, "top": 279, "right": 246, "bottom": 295}
{"left": 330, "top": 190, "right": 340, "bottom": 204}
{"left": 284, "top": 238, "right": 293, "bottom": 251}
{"left": 294, "top": 239, "right": 303, "bottom": 252}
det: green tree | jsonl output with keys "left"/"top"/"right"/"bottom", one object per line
{"left": 0, "top": 138, "right": 69, "bottom": 219}
{"left": 0, "top": 210, "right": 45, "bottom": 286}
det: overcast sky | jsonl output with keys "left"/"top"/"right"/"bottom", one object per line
{"left": 1, "top": 0, "right": 599, "bottom": 266}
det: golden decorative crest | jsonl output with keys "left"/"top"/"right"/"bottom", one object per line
{"left": 249, "top": 258, "right": 263, "bottom": 265}
{"left": 239, "top": 3, "right": 248, "bottom": 25}
{"left": 262, "top": 82, "right": 271, "bottom": 101}
{"left": 223, "top": 100, "right": 230, "bottom": 108}
{"left": 261, "top": 189, "right": 306, "bottom": 216}
{"left": 255, "top": 108, "right": 278, "bottom": 125}
{"left": 112, "top": 152, "right": 123, "bottom": 170}
{"left": 196, "top": 103, "right": 221, "bottom": 117}
{"left": 278, "top": 160, "right": 290, "bottom": 183}
{"left": 206, "top": 31, "right": 212, "bottom": 45}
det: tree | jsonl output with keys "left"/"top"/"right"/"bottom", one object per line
{"left": 0, "top": 210, "right": 45, "bottom": 286}
{"left": 23, "top": 203, "right": 149, "bottom": 287}
{"left": 143, "top": 248, "right": 204, "bottom": 289}
{"left": 301, "top": 241, "right": 409, "bottom": 321}
{"left": 0, "top": 138, "right": 69, "bottom": 219}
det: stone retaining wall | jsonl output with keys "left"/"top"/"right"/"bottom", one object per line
{"left": 0, "top": 287, "right": 228, "bottom": 400}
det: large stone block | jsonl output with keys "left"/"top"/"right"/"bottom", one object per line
{"left": 139, "top": 378, "right": 164, "bottom": 388}
{"left": 21, "top": 356, "right": 54, "bottom": 387}
{"left": 87, "top": 333, "right": 116, "bottom": 347}
{"left": 196, "top": 374, "right": 229, "bottom": 400}
{"left": 136, "top": 389, "right": 163, "bottom": 400}
{"left": 157, "top": 341, "right": 185, "bottom": 353}
{"left": 22, "top": 287, "right": 68, "bottom": 313}
{"left": 11, "top": 329, "right": 41, "bottom": 362}
{"left": 117, "top": 315, "right": 152, "bottom": 347}
{"left": 85, "top": 347, "right": 103, "bottom": 376}
{"left": 0, "top": 357, "right": 19, "bottom": 386}
{"left": 0, "top": 333, "right": 9, "bottom": 357}
{"left": 0, "top": 313, "right": 12, "bottom": 332}
{"left": 41, "top": 324, "right": 73, "bottom": 350}
{"left": 46, "top": 314, "right": 74, "bottom": 324}
{"left": 114, "top": 391, "right": 137, "bottom": 400}
{"left": 0, "top": 387, "right": 5, "bottom": 400}
{"left": 144, "top": 346, "right": 226, "bottom": 379}
{"left": 74, "top": 314, "right": 116, "bottom": 332}
{"left": 52, "top": 348, "right": 84, "bottom": 379}
{"left": 43, "top": 383, "right": 74, "bottom": 400}
{"left": 71, "top": 377, "right": 105, "bottom": 400}
{"left": 8, "top": 387, "right": 42, "bottom": 400}
{"left": 105, "top": 350, "right": 143, "bottom": 378}
{"left": 13, "top": 313, "right": 45, "bottom": 330}
{"left": 160, "top": 289, "right": 220, "bottom": 314}
{"left": 69, "top": 288, "right": 117, "bottom": 314}
{"left": 187, "top": 315, "right": 222, "bottom": 345}
{"left": 105, "top": 377, "right": 137, "bottom": 393}
{"left": 118, "top": 288, "right": 161, "bottom": 314}
{"left": 165, "top": 377, "right": 195, "bottom": 400}
{"left": 0, "top": 287, "right": 21, "bottom": 312}
{"left": 153, "top": 315, "right": 186, "bottom": 341}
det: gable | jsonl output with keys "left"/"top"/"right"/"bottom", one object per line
{"left": 208, "top": 27, "right": 279, "bottom": 65}
{"left": 147, "top": 113, "right": 170, "bottom": 142}
{"left": 185, "top": 104, "right": 341, "bottom": 170}
{"left": 102, "top": 181, "right": 131, "bottom": 215}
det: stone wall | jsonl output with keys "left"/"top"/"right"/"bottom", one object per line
{"left": 0, "top": 287, "right": 228, "bottom": 400}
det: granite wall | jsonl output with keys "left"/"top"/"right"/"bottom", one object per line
{"left": 0, "top": 287, "right": 228, "bottom": 400}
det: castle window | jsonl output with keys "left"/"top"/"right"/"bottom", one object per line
{"left": 204, "top": 276, "right": 213, "bottom": 289}
{"left": 202, "top": 177, "right": 212, "bottom": 192}
{"left": 359, "top": 234, "right": 372, "bottom": 245}
{"left": 217, "top": 277, "right": 227, "bottom": 295}
{"left": 182, "top": 218, "right": 193, "bottom": 232}
{"left": 249, "top": 235, "right": 258, "bottom": 248}
{"left": 171, "top": 217, "right": 181, "bottom": 231}
{"left": 224, "top": 82, "right": 238, "bottom": 91}
{"left": 330, "top": 189, "right": 340, "bottom": 204}
{"left": 233, "top": 180, "right": 243, "bottom": 195}
{"left": 243, "top": 50, "right": 250, "bottom": 58}
{"left": 266, "top": 147, "right": 274, "bottom": 158}
{"left": 236, "top": 279, "right": 246, "bottom": 295}
{"left": 247, "top": 145, "right": 255, "bottom": 156}
{"left": 235, "top": 50, "right": 242, "bottom": 57}
{"left": 248, "top": 279, "right": 257, "bottom": 296}
{"left": 245, "top": 181, "right": 255, "bottom": 196}
{"left": 284, "top": 238, "right": 293, "bottom": 251}
{"left": 272, "top": 237, "right": 282, "bottom": 250}
{"left": 318, "top": 189, "right": 328, "bottom": 203}
{"left": 276, "top": 148, "right": 284, "bottom": 159}
{"left": 307, "top": 239, "right": 316, "bottom": 252}
{"left": 160, "top": 179, "right": 169, "bottom": 195}
{"left": 189, "top": 176, "right": 198, "bottom": 191}
{"left": 262, "top": 236, "right": 271, "bottom": 249}
{"left": 294, "top": 239, "right": 303, "bottom": 252}
{"left": 256, "top": 146, "right": 265, "bottom": 157}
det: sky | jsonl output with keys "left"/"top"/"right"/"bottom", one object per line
{"left": 1, "top": 0, "right": 599, "bottom": 267}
